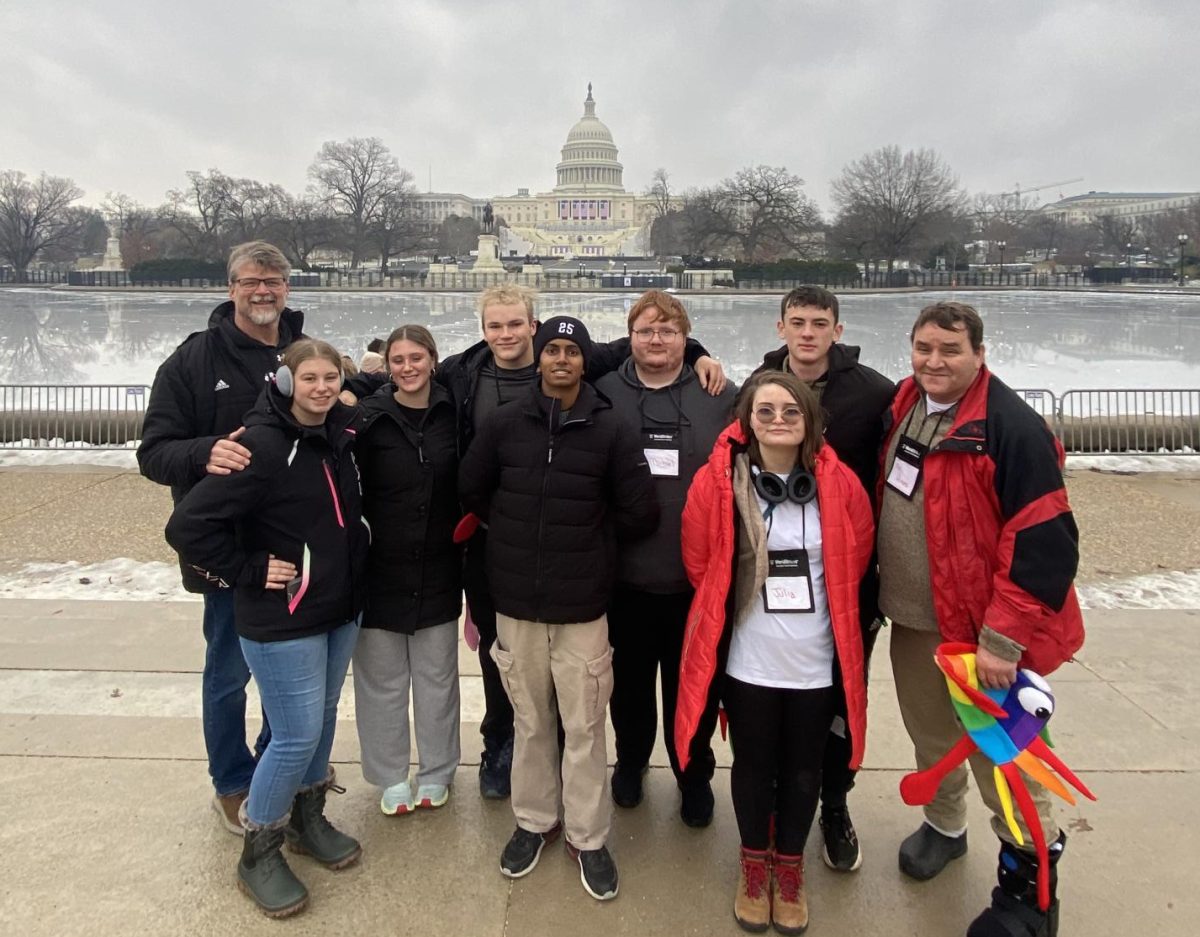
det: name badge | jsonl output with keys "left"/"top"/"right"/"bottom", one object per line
{"left": 642, "top": 429, "right": 680, "bottom": 478}
{"left": 763, "top": 548, "right": 815, "bottom": 613}
{"left": 886, "top": 434, "right": 927, "bottom": 500}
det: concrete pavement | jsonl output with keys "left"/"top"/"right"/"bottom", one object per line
{"left": 1, "top": 464, "right": 1197, "bottom": 935}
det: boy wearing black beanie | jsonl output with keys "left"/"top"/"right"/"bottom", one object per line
{"left": 459, "top": 314, "right": 658, "bottom": 901}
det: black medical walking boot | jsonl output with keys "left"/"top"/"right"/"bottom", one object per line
{"left": 285, "top": 780, "right": 362, "bottom": 870}
{"left": 967, "top": 832, "right": 1066, "bottom": 937}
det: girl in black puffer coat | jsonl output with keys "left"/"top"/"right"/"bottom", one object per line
{"left": 166, "top": 338, "right": 367, "bottom": 918}
{"left": 353, "top": 324, "right": 464, "bottom": 817}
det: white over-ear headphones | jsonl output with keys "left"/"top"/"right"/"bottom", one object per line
{"left": 274, "top": 363, "right": 345, "bottom": 398}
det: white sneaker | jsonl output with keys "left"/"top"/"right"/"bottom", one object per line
{"left": 416, "top": 784, "right": 450, "bottom": 809}
{"left": 380, "top": 780, "right": 415, "bottom": 816}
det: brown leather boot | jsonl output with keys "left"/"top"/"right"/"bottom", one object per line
{"left": 772, "top": 852, "right": 809, "bottom": 935}
{"left": 734, "top": 847, "right": 771, "bottom": 933}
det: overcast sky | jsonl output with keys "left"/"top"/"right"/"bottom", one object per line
{"left": 3, "top": 0, "right": 1195, "bottom": 218}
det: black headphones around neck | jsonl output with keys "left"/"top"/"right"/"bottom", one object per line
{"left": 754, "top": 466, "right": 817, "bottom": 506}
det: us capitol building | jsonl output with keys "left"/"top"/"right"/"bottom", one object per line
{"left": 414, "top": 85, "right": 671, "bottom": 259}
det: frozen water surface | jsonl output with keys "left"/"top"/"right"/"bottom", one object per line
{"left": 2, "top": 288, "right": 1200, "bottom": 390}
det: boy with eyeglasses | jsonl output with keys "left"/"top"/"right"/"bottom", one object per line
{"left": 752, "top": 285, "right": 894, "bottom": 872}
{"left": 595, "top": 290, "right": 737, "bottom": 827}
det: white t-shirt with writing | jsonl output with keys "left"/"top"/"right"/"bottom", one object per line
{"left": 726, "top": 478, "right": 835, "bottom": 690}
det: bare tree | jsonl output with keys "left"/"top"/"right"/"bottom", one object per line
{"left": 1091, "top": 213, "right": 1141, "bottom": 258}
{"left": 646, "top": 168, "right": 674, "bottom": 221}
{"left": 723, "top": 165, "right": 821, "bottom": 261}
{"left": 0, "top": 171, "right": 87, "bottom": 277}
{"left": 972, "top": 190, "right": 1039, "bottom": 256}
{"left": 371, "top": 186, "right": 420, "bottom": 277}
{"left": 102, "top": 192, "right": 163, "bottom": 267}
{"left": 217, "top": 177, "right": 288, "bottom": 244}
{"left": 277, "top": 193, "right": 336, "bottom": 270}
{"left": 308, "top": 137, "right": 409, "bottom": 267}
{"left": 676, "top": 185, "right": 735, "bottom": 258}
{"left": 673, "top": 166, "right": 819, "bottom": 262}
{"left": 831, "top": 146, "right": 963, "bottom": 274}
{"left": 160, "top": 169, "right": 232, "bottom": 260}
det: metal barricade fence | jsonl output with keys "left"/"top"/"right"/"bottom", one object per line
{"left": 1056, "top": 389, "right": 1200, "bottom": 454}
{"left": 1014, "top": 388, "right": 1057, "bottom": 423}
{"left": 2, "top": 383, "right": 1200, "bottom": 454}
{"left": 0, "top": 385, "right": 149, "bottom": 448}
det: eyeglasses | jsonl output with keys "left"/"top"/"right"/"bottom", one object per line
{"left": 233, "top": 277, "right": 287, "bottom": 290}
{"left": 632, "top": 327, "right": 681, "bottom": 342}
{"left": 753, "top": 406, "right": 804, "bottom": 425}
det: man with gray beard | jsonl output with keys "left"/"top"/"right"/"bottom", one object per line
{"left": 138, "top": 241, "right": 303, "bottom": 834}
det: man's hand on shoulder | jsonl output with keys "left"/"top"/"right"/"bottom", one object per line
{"left": 695, "top": 356, "right": 727, "bottom": 396}
{"left": 206, "top": 426, "right": 251, "bottom": 475}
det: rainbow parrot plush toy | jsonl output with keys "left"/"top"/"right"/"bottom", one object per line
{"left": 899, "top": 642, "right": 1097, "bottom": 911}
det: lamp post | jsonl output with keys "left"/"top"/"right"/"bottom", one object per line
{"left": 997, "top": 240, "right": 1007, "bottom": 284}
{"left": 1179, "top": 234, "right": 1190, "bottom": 287}
{"left": 1126, "top": 242, "right": 1133, "bottom": 283}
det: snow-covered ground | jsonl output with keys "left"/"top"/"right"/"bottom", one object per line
{"left": 3, "top": 446, "right": 1200, "bottom": 475}
{"left": 0, "top": 558, "right": 193, "bottom": 602}
{"left": 0, "top": 555, "right": 1197, "bottom": 610}
{"left": 2, "top": 441, "right": 1200, "bottom": 608}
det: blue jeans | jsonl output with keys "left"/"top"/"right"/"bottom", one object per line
{"left": 240, "top": 618, "right": 361, "bottom": 826}
{"left": 202, "top": 591, "right": 270, "bottom": 796}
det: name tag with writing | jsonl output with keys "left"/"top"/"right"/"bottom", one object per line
{"left": 763, "top": 548, "right": 815, "bottom": 613}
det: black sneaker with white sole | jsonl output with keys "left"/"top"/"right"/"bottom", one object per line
{"left": 567, "top": 842, "right": 619, "bottom": 900}
{"left": 820, "top": 805, "right": 863, "bottom": 872}
{"left": 500, "top": 823, "right": 561, "bottom": 878}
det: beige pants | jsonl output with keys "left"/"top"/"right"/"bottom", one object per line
{"left": 492, "top": 613, "right": 613, "bottom": 851}
{"left": 890, "top": 624, "right": 1060, "bottom": 846}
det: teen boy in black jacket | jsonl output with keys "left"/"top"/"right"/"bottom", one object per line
{"left": 458, "top": 316, "right": 657, "bottom": 902}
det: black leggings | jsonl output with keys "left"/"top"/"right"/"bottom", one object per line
{"left": 723, "top": 676, "right": 836, "bottom": 854}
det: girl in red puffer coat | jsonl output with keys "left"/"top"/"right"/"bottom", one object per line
{"left": 674, "top": 371, "right": 874, "bottom": 935}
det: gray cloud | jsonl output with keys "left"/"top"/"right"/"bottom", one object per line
{"left": 2, "top": 0, "right": 1195, "bottom": 218}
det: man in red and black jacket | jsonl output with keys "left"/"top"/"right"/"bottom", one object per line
{"left": 877, "top": 301, "right": 1083, "bottom": 937}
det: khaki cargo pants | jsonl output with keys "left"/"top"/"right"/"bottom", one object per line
{"left": 493, "top": 613, "right": 613, "bottom": 851}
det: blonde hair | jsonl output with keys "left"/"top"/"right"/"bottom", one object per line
{"left": 477, "top": 284, "right": 536, "bottom": 323}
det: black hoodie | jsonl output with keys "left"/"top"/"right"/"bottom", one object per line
{"left": 138, "top": 300, "right": 305, "bottom": 592}
{"left": 164, "top": 383, "right": 369, "bottom": 642}
{"left": 595, "top": 358, "right": 737, "bottom": 592}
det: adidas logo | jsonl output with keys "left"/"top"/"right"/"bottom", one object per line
{"left": 214, "top": 379, "right": 230, "bottom": 391}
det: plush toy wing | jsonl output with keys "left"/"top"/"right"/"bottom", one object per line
{"left": 899, "top": 642, "right": 1097, "bottom": 911}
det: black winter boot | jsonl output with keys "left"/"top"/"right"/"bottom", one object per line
{"left": 967, "top": 832, "right": 1066, "bottom": 937}
{"left": 285, "top": 781, "right": 362, "bottom": 870}
{"left": 238, "top": 826, "right": 308, "bottom": 918}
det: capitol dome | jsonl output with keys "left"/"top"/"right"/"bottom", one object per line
{"left": 554, "top": 84, "right": 625, "bottom": 193}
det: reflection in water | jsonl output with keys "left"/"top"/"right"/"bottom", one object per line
{"left": 1, "top": 288, "right": 1199, "bottom": 392}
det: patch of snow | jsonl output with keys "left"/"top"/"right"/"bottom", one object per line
{"left": 1067, "top": 454, "right": 1200, "bottom": 473}
{"left": 1077, "top": 569, "right": 1200, "bottom": 609}
{"left": 0, "top": 559, "right": 195, "bottom": 602}
{"left": 0, "top": 448, "right": 139, "bottom": 469}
